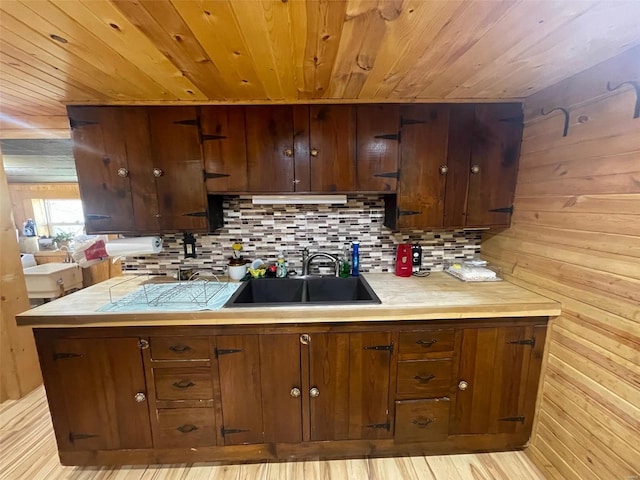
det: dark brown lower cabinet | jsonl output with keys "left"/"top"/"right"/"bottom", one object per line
{"left": 452, "top": 325, "right": 547, "bottom": 437}
{"left": 395, "top": 398, "right": 450, "bottom": 442}
{"left": 216, "top": 334, "right": 303, "bottom": 445}
{"left": 34, "top": 317, "right": 547, "bottom": 465}
{"left": 155, "top": 408, "right": 216, "bottom": 448}
{"left": 36, "top": 335, "right": 152, "bottom": 452}
{"left": 308, "top": 332, "right": 392, "bottom": 441}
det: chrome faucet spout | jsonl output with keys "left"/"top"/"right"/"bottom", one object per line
{"left": 302, "top": 252, "right": 341, "bottom": 277}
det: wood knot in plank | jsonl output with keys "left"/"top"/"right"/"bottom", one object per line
{"left": 378, "top": 0, "right": 403, "bottom": 20}
{"left": 356, "top": 54, "right": 373, "bottom": 71}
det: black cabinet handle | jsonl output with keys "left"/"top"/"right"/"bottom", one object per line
{"left": 412, "top": 417, "right": 434, "bottom": 428}
{"left": 416, "top": 339, "right": 438, "bottom": 347}
{"left": 172, "top": 380, "right": 195, "bottom": 389}
{"left": 414, "top": 374, "right": 436, "bottom": 384}
{"left": 176, "top": 424, "right": 198, "bottom": 433}
{"left": 169, "top": 345, "right": 192, "bottom": 353}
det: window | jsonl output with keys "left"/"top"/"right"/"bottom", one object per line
{"left": 31, "top": 199, "right": 85, "bottom": 237}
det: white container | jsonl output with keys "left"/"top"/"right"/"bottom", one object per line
{"left": 23, "top": 263, "right": 83, "bottom": 299}
{"left": 19, "top": 236, "right": 39, "bottom": 254}
{"left": 228, "top": 264, "right": 248, "bottom": 281}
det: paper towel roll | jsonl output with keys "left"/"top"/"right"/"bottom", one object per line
{"left": 105, "top": 237, "right": 163, "bottom": 257}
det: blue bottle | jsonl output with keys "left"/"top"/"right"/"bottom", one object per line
{"left": 23, "top": 219, "right": 37, "bottom": 237}
{"left": 351, "top": 241, "right": 360, "bottom": 277}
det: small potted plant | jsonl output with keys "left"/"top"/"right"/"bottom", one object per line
{"left": 52, "top": 231, "right": 75, "bottom": 250}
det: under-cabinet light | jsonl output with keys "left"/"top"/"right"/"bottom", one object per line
{"left": 251, "top": 195, "right": 347, "bottom": 205}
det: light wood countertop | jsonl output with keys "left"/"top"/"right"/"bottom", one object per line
{"left": 16, "top": 273, "right": 560, "bottom": 328}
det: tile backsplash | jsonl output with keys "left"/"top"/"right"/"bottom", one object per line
{"left": 121, "top": 195, "right": 482, "bottom": 275}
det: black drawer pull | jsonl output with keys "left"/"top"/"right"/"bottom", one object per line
{"left": 412, "top": 417, "right": 434, "bottom": 428}
{"left": 176, "top": 424, "right": 198, "bottom": 433}
{"left": 172, "top": 380, "right": 195, "bottom": 389}
{"left": 416, "top": 339, "right": 438, "bottom": 347}
{"left": 169, "top": 345, "right": 192, "bottom": 353}
{"left": 414, "top": 374, "right": 436, "bottom": 384}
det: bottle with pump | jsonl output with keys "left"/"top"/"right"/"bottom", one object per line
{"left": 351, "top": 241, "right": 360, "bottom": 277}
{"left": 276, "top": 252, "right": 287, "bottom": 278}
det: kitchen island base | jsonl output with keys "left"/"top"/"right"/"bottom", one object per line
{"left": 34, "top": 317, "right": 547, "bottom": 466}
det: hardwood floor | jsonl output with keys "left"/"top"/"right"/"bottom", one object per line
{"left": 0, "top": 386, "right": 545, "bottom": 480}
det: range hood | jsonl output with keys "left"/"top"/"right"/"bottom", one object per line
{"left": 251, "top": 195, "right": 347, "bottom": 205}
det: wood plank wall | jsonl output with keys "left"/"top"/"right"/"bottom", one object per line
{"left": 482, "top": 47, "right": 640, "bottom": 479}
{"left": 0, "top": 150, "right": 42, "bottom": 402}
{"left": 0, "top": 116, "right": 70, "bottom": 139}
{"left": 8, "top": 183, "right": 79, "bottom": 232}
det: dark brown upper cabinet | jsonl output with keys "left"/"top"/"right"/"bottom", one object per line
{"left": 201, "top": 106, "right": 248, "bottom": 193}
{"left": 443, "top": 104, "right": 475, "bottom": 227}
{"left": 68, "top": 106, "right": 209, "bottom": 234}
{"left": 206, "top": 105, "right": 355, "bottom": 193}
{"left": 148, "top": 107, "right": 209, "bottom": 232}
{"left": 356, "top": 105, "right": 400, "bottom": 192}
{"left": 466, "top": 103, "right": 523, "bottom": 227}
{"left": 386, "top": 103, "right": 522, "bottom": 230}
{"left": 309, "top": 105, "right": 357, "bottom": 192}
{"left": 245, "top": 106, "right": 297, "bottom": 192}
{"left": 391, "top": 104, "right": 451, "bottom": 230}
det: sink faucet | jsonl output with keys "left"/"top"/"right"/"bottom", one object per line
{"left": 301, "top": 251, "right": 341, "bottom": 277}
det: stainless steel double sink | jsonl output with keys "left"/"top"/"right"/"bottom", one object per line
{"left": 224, "top": 276, "right": 381, "bottom": 307}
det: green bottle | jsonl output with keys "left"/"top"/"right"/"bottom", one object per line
{"left": 339, "top": 246, "right": 350, "bottom": 278}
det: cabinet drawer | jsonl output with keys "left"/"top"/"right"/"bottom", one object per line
{"left": 398, "top": 330, "right": 455, "bottom": 355}
{"left": 154, "top": 408, "right": 216, "bottom": 448}
{"left": 396, "top": 359, "right": 453, "bottom": 396}
{"left": 154, "top": 367, "right": 213, "bottom": 400}
{"left": 150, "top": 337, "right": 210, "bottom": 360}
{"left": 395, "top": 398, "right": 450, "bottom": 443}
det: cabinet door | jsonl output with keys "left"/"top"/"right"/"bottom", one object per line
{"left": 453, "top": 325, "right": 546, "bottom": 436}
{"left": 443, "top": 104, "right": 474, "bottom": 228}
{"left": 201, "top": 106, "right": 248, "bottom": 193}
{"left": 216, "top": 335, "right": 264, "bottom": 445}
{"left": 259, "top": 334, "right": 303, "bottom": 443}
{"left": 246, "top": 106, "right": 295, "bottom": 192}
{"left": 466, "top": 103, "right": 523, "bottom": 227}
{"left": 217, "top": 334, "right": 303, "bottom": 445}
{"left": 68, "top": 106, "right": 147, "bottom": 234}
{"left": 397, "top": 105, "right": 450, "bottom": 229}
{"left": 309, "top": 105, "right": 356, "bottom": 192}
{"left": 36, "top": 336, "right": 152, "bottom": 451}
{"left": 308, "top": 332, "right": 392, "bottom": 441}
{"left": 356, "top": 105, "right": 400, "bottom": 192}
{"left": 148, "top": 106, "right": 209, "bottom": 232}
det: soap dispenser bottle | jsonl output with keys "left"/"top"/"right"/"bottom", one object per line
{"left": 276, "top": 252, "right": 287, "bottom": 278}
{"left": 351, "top": 241, "right": 360, "bottom": 277}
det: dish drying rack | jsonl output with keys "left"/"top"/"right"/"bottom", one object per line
{"left": 108, "top": 269, "right": 230, "bottom": 308}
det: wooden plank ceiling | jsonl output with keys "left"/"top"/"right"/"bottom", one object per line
{"left": 1, "top": 0, "right": 640, "bottom": 125}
